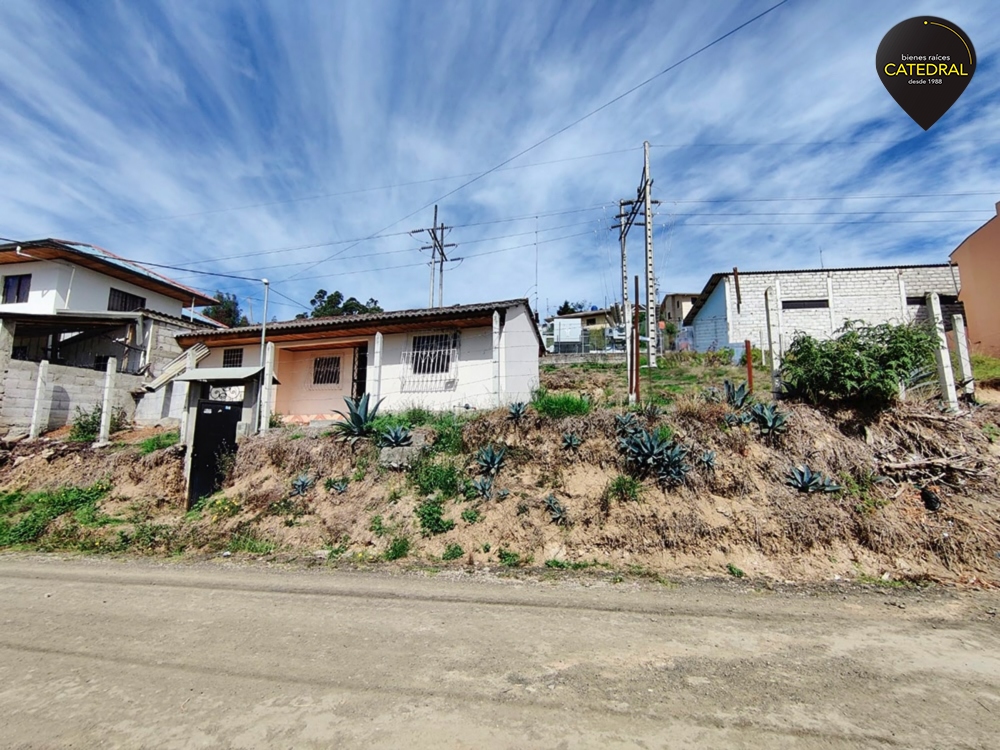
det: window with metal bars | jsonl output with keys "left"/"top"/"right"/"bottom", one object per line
{"left": 313, "top": 355, "right": 341, "bottom": 385}
{"left": 222, "top": 348, "right": 244, "bottom": 368}
{"left": 410, "top": 332, "right": 457, "bottom": 374}
{"left": 108, "top": 287, "right": 146, "bottom": 312}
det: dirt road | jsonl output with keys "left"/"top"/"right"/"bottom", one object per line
{"left": 0, "top": 556, "right": 998, "bottom": 749}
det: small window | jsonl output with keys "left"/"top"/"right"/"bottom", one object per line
{"left": 906, "top": 295, "right": 959, "bottom": 306}
{"left": 313, "top": 356, "right": 341, "bottom": 385}
{"left": 781, "top": 299, "right": 830, "bottom": 310}
{"left": 222, "top": 348, "right": 244, "bottom": 368}
{"left": 2, "top": 274, "right": 31, "bottom": 304}
{"left": 585, "top": 317, "right": 597, "bottom": 326}
{"left": 411, "top": 332, "right": 457, "bottom": 375}
{"left": 108, "top": 288, "right": 146, "bottom": 312}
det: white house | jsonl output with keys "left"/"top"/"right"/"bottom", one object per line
{"left": 0, "top": 238, "right": 219, "bottom": 433}
{"left": 174, "top": 298, "right": 543, "bottom": 424}
{"left": 683, "top": 264, "right": 963, "bottom": 353}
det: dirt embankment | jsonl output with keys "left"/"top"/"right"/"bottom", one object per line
{"left": 2, "top": 392, "right": 998, "bottom": 584}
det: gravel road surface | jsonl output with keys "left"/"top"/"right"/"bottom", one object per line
{"left": 1, "top": 556, "right": 998, "bottom": 748}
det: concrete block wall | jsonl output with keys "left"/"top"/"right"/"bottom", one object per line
{"left": 712, "top": 266, "right": 960, "bottom": 351}
{"left": 0, "top": 360, "right": 144, "bottom": 431}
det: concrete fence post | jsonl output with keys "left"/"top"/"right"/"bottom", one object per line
{"left": 258, "top": 341, "right": 275, "bottom": 433}
{"left": 764, "top": 288, "right": 781, "bottom": 396}
{"left": 372, "top": 332, "right": 383, "bottom": 403}
{"left": 179, "top": 349, "right": 197, "bottom": 443}
{"left": 28, "top": 360, "right": 49, "bottom": 439}
{"left": 952, "top": 314, "right": 975, "bottom": 399}
{"left": 97, "top": 357, "right": 118, "bottom": 444}
{"left": 927, "top": 293, "right": 959, "bottom": 413}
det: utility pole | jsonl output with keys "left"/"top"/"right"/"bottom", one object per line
{"left": 643, "top": 141, "right": 657, "bottom": 368}
{"left": 410, "top": 205, "right": 456, "bottom": 308}
{"left": 611, "top": 144, "right": 661, "bottom": 402}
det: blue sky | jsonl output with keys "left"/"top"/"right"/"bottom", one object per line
{"left": 1, "top": 0, "right": 998, "bottom": 321}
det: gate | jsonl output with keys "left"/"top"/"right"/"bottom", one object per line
{"left": 187, "top": 400, "right": 243, "bottom": 506}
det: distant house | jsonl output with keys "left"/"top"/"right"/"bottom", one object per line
{"left": 0, "top": 238, "right": 219, "bottom": 433}
{"left": 949, "top": 202, "right": 1000, "bottom": 356}
{"left": 683, "top": 264, "right": 962, "bottom": 353}
{"left": 175, "top": 298, "right": 542, "bottom": 425}
{"left": 658, "top": 293, "right": 699, "bottom": 326}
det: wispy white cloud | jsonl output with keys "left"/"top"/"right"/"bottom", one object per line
{"left": 0, "top": 0, "right": 997, "bottom": 319}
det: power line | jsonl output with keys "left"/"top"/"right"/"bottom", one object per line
{"left": 658, "top": 190, "right": 1000, "bottom": 203}
{"left": 33, "top": 149, "right": 639, "bottom": 236}
{"left": 281, "top": 0, "right": 791, "bottom": 283}
{"left": 173, "top": 205, "right": 608, "bottom": 268}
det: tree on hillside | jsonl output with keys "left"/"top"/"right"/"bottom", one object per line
{"left": 295, "top": 289, "right": 383, "bottom": 319}
{"left": 203, "top": 292, "right": 249, "bottom": 327}
{"left": 556, "top": 300, "right": 589, "bottom": 316}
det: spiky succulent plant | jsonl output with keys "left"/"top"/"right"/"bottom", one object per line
{"left": 544, "top": 494, "right": 569, "bottom": 526}
{"left": 507, "top": 401, "right": 528, "bottom": 424}
{"left": 290, "top": 473, "right": 314, "bottom": 497}
{"left": 381, "top": 425, "right": 413, "bottom": 447}
{"left": 724, "top": 380, "right": 751, "bottom": 409}
{"left": 325, "top": 477, "right": 349, "bottom": 494}
{"left": 750, "top": 402, "right": 788, "bottom": 439}
{"left": 614, "top": 412, "right": 641, "bottom": 438}
{"left": 331, "top": 394, "right": 385, "bottom": 441}
{"left": 785, "top": 465, "right": 841, "bottom": 493}
{"left": 475, "top": 444, "right": 507, "bottom": 476}
{"left": 698, "top": 450, "right": 716, "bottom": 471}
{"left": 561, "top": 432, "right": 582, "bottom": 451}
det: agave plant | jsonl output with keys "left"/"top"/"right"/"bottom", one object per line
{"left": 331, "top": 394, "right": 385, "bottom": 441}
{"left": 724, "top": 410, "right": 754, "bottom": 427}
{"left": 508, "top": 401, "right": 528, "bottom": 424}
{"left": 698, "top": 450, "right": 716, "bottom": 471}
{"left": 750, "top": 402, "right": 788, "bottom": 439}
{"left": 724, "top": 380, "right": 751, "bottom": 409}
{"left": 381, "top": 425, "right": 413, "bottom": 447}
{"left": 656, "top": 442, "right": 691, "bottom": 487}
{"left": 290, "top": 473, "right": 314, "bottom": 497}
{"left": 618, "top": 428, "right": 671, "bottom": 476}
{"left": 470, "top": 476, "right": 494, "bottom": 500}
{"left": 475, "top": 444, "right": 507, "bottom": 476}
{"left": 561, "top": 432, "right": 582, "bottom": 451}
{"left": 614, "top": 412, "right": 641, "bottom": 438}
{"left": 786, "top": 465, "right": 841, "bottom": 493}
{"left": 702, "top": 386, "right": 722, "bottom": 404}
{"left": 640, "top": 401, "right": 662, "bottom": 420}
{"left": 325, "top": 477, "right": 349, "bottom": 494}
{"left": 544, "top": 494, "right": 569, "bottom": 526}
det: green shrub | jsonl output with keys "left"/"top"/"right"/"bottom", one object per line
{"left": 781, "top": 321, "right": 936, "bottom": 406}
{"left": 605, "top": 475, "right": 642, "bottom": 504}
{"left": 497, "top": 547, "right": 527, "bottom": 567}
{"left": 415, "top": 497, "right": 455, "bottom": 535}
{"left": 726, "top": 563, "right": 745, "bottom": 578}
{"left": 461, "top": 508, "right": 481, "bottom": 524}
{"left": 138, "top": 431, "right": 179, "bottom": 455}
{"left": 531, "top": 390, "right": 591, "bottom": 418}
{"left": 0, "top": 481, "right": 111, "bottom": 547}
{"left": 69, "top": 404, "right": 128, "bottom": 442}
{"left": 227, "top": 532, "right": 276, "bottom": 555}
{"left": 384, "top": 536, "right": 410, "bottom": 560}
{"left": 408, "top": 458, "right": 462, "bottom": 499}
{"left": 369, "top": 515, "right": 387, "bottom": 537}
{"left": 442, "top": 543, "right": 464, "bottom": 561}
{"left": 429, "top": 413, "right": 464, "bottom": 454}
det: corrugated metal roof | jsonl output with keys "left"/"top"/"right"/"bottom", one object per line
{"left": 179, "top": 298, "right": 540, "bottom": 342}
{"left": 683, "top": 264, "right": 952, "bottom": 327}
{"left": 0, "top": 239, "right": 216, "bottom": 306}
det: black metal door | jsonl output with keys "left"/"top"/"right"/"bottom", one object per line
{"left": 188, "top": 401, "right": 243, "bottom": 507}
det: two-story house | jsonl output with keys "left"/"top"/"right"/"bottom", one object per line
{"left": 0, "top": 238, "right": 218, "bottom": 433}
